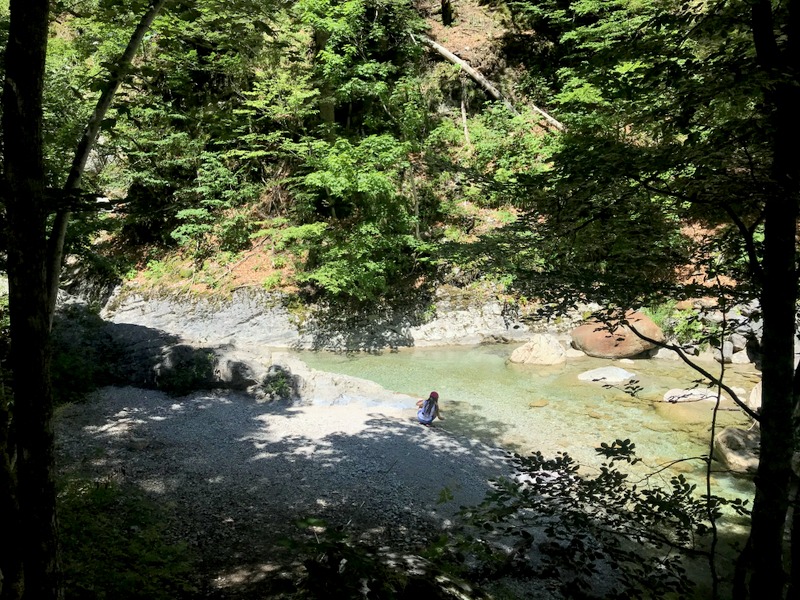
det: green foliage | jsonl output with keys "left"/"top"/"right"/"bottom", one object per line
{"left": 436, "top": 440, "right": 749, "bottom": 599}
{"left": 640, "top": 301, "right": 676, "bottom": 330}
{"left": 293, "top": 223, "right": 429, "bottom": 301}
{"left": 262, "top": 272, "right": 282, "bottom": 290}
{"left": 59, "top": 480, "right": 198, "bottom": 600}
{"left": 51, "top": 305, "right": 119, "bottom": 405}
{"left": 142, "top": 259, "right": 170, "bottom": 282}
{"left": 666, "top": 310, "right": 719, "bottom": 348}
{"left": 260, "top": 366, "right": 295, "bottom": 401}
{"left": 641, "top": 303, "right": 721, "bottom": 347}
{"left": 43, "top": 33, "right": 96, "bottom": 188}
{"left": 295, "top": 0, "right": 426, "bottom": 131}
{"left": 282, "top": 518, "right": 462, "bottom": 599}
{"left": 155, "top": 347, "right": 217, "bottom": 396}
{"left": 0, "top": 295, "right": 9, "bottom": 352}
{"left": 289, "top": 134, "right": 412, "bottom": 221}
{"left": 490, "top": 0, "right": 771, "bottom": 309}
{"left": 171, "top": 152, "right": 260, "bottom": 256}
{"left": 283, "top": 134, "right": 435, "bottom": 301}
{"left": 437, "top": 486, "right": 455, "bottom": 505}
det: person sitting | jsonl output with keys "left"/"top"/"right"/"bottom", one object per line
{"left": 416, "top": 391, "right": 443, "bottom": 426}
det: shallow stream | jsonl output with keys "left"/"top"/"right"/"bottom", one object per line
{"left": 298, "top": 344, "right": 760, "bottom": 499}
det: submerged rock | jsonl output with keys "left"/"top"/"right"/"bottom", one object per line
{"left": 662, "top": 388, "right": 719, "bottom": 403}
{"left": 713, "top": 427, "right": 759, "bottom": 475}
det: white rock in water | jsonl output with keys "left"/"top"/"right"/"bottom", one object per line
{"left": 509, "top": 334, "right": 566, "bottom": 365}
{"left": 577, "top": 367, "right": 636, "bottom": 384}
{"left": 747, "top": 381, "right": 762, "bottom": 413}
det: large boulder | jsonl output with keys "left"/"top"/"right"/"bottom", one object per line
{"left": 571, "top": 311, "right": 665, "bottom": 359}
{"left": 713, "top": 427, "right": 759, "bottom": 475}
{"left": 509, "top": 334, "right": 566, "bottom": 365}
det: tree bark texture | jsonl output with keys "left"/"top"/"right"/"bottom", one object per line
{"left": 46, "top": 0, "right": 169, "bottom": 328}
{"left": 2, "top": 1, "right": 59, "bottom": 599}
{"left": 745, "top": 0, "right": 800, "bottom": 596}
{"left": 441, "top": 0, "right": 454, "bottom": 26}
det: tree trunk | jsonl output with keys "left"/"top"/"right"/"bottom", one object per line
{"left": 46, "top": 0, "right": 169, "bottom": 328}
{"left": 314, "top": 29, "right": 336, "bottom": 141}
{"left": 442, "top": 0, "right": 454, "bottom": 26}
{"left": 461, "top": 76, "right": 471, "bottom": 146}
{"left": 1, "top": 1, "right": 59, "bottom": 599}
{"left": 745, "top": 0, "right": 800, "bottom": 596}
{"left": 0, "top": 387, "right": 22, "bottom": 600}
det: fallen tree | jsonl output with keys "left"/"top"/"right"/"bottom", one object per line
{"left": 417, "top": 34, "right": 565, "bottom": 131}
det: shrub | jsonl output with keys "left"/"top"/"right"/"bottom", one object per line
{"left": 59, "top": 480, "right": 198, "bottom": 600}
{"left": 433, "top": 440, "right": 749, "bottom": 599}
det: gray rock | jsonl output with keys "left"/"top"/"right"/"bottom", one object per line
{"left": 577, "top": 367, "right": 636, "bottom": 384}
{"left": 730, "top": 333, "right": 748, "bottom": 352}
{"left": 102, "top": 287, "right": 536, "bottom": 351}
{"left": 272, "top": 353, "right": 418, "bottom": 409}
{"left": 509, "top": 334, "right": 566, "bottom": 365}
{"left": 739, "top": 300, "right": 761, "bottom": 317}
{"left": 713, "top": 427, "right": 759, "bottom": 474}
{"left": 652, "top": 346, "right": 681, "bottom": 361}
{"left": 714, "top": 341, "right": 735, "bottom": 364}
{"left": 102, "top": 288, "right": 303, "bottom": 348}
{"left": 730, "top": 349, "right": 753, "bottom": 364}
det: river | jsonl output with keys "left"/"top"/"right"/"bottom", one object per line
{"left": 298, "top": 343, "right": 760, "bottom": 500}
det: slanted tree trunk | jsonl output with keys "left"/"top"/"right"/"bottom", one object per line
{"left": 1, "top": 1, "right": 58, "bottom": 599}
{"left": 46, "top": 0, "right": 169, "bottom": 328}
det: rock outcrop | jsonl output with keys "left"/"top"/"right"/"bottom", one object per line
{"left": 571, "top": 311, "right": 665, "bottom": 359}
{"left": 101, "top": 287, "right": 535, "bottom": 351}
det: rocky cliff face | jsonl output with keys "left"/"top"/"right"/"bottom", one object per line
{"left": 100, "top": 286, "right": 546, "bottom": 350}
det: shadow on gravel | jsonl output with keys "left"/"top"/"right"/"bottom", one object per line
{"left": 56, "top": 387, "right": 513, "bottom": 599}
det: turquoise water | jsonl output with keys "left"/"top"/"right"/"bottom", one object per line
{"left": 298, "top": 344, "right": 759, "bottom": 496}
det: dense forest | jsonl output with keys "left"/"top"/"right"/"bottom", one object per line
{"left": 1, "top": 0, "right": 798, "bottom": 598}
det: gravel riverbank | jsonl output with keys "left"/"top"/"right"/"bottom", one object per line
{"left": 56, "top": 385, "right": 513, "bottom": 597}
